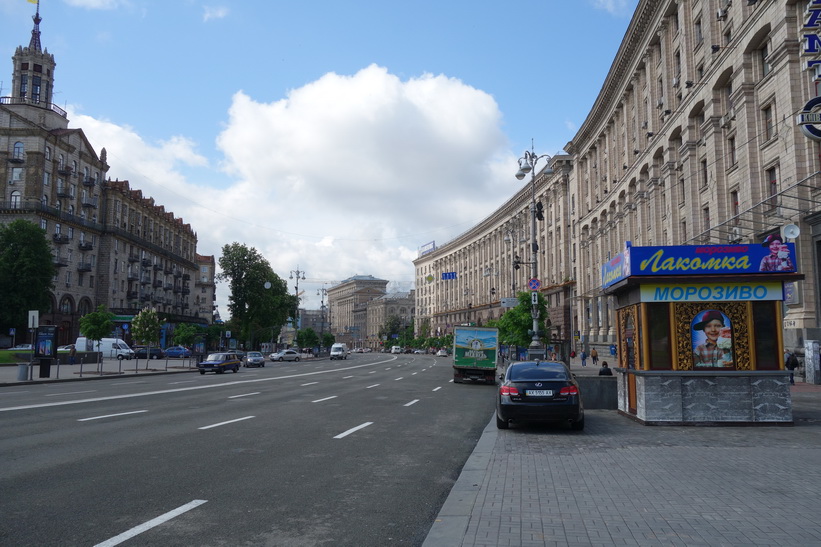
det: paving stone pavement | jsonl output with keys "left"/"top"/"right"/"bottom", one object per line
{"left": 424, "top": 384, "right": 821, "bottom": 547}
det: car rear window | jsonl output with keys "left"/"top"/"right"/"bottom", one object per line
{"left": 509, "top": 365, "right": 568, "bottom": 381}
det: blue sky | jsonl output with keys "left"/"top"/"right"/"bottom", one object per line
{"left": 0, "top": 0, "right": 638, "bottom": 313}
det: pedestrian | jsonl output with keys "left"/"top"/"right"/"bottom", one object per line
{"left": 69, "top": 344, "right": 76, "bottom": 365}
{"left": 580, "top": 350, "right": 588, "bottom": 367}
{"left": 785, "top": 350, "right": 799, "bottom": 385}
{"left": 598, "top": 361, "right": 613, "bottom": 376}
{"left": 591, "top": 348, "right": 599, "bottom": 365}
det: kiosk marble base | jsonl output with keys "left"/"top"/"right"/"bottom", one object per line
{"left": 616, "top": 369, "right": 793, "bottom": 425}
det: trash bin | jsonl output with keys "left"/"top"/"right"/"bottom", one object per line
{"left": 17, "top": 363, "right": 29, "bottom": 381}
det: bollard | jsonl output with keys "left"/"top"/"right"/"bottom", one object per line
{"left": 17, "top": 363, "right": 29, "bottom": 381}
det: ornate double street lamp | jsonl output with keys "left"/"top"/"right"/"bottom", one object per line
{"left": 289, "top": 267, "right": 307, "bottom": 328}
{"left": 515, "top": 144, "right": 552, "bottom": 358}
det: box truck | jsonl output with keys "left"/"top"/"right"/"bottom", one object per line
{"left": 452, "top": 326, "right": 499, "bottom": 384}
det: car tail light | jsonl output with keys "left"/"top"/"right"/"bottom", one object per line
{"left": 500, "top": 385, "right": 519, "bottom": 396}
{"left": 559, "top": 386, "right": 579, "bottom": 396}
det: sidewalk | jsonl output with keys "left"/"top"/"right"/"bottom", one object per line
{"left": 0, "top": 356, "right": 199, "bottom": 385}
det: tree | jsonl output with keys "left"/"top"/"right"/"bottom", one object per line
{"left": 172, "top": 323, "right": 198, "bottom": 348}
{"left": 495, "top": 292, "right": 550, "bottom": 348}
{"left": 78, "top": 305, "right": 114, "bottom": 370}
{"left": 217, "top": 243, "right": 296, "bottom": 345}
{"left": 321, "top": 332, "right": 335, "bottom": 349}
{"left": 296, "top": 328, "right": 319, "bottom": 350}
{"left": 0, "top": 220, "right": 57, "bottom": 330}
{"left": 131, "top": 307, "right": 163, "bottom": 368}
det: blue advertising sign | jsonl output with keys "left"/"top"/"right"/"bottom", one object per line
{"left": 441, "top": 272, "right": 457, "bottom": 280}
{"left": 602, "top": 242, "right": 796, "bottom": 287}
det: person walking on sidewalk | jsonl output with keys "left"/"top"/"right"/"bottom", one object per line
{"left": 591, "top": 348, "right": 599, "bottom": 365}
{"left": 785, "top": 351, "right": 799, "bottom": 385}
{"left": 580, "top": 350, "right": 588, "bottom": 367}
{"left": 599, "top": 361, "right": 613, "bottom": 376}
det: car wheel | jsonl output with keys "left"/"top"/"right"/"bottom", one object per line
{"left": 496, "top": 413, "right": 509, "bottom": 429}
{"left": 278, "top": 357, "right": 283, "bottom": 361}
{"left": 295, "top": 357, "right": 300, "bottom": 362}
{"left": 233, "top": 366, "right": 239, "bottom": 373}
{"left": 570, "top": 416, "right": 585, "bottom": 431}
{"left": 117, "top": 355, "right": 124, "bottom": 360}
{"left": 261, "top": 363, "right": 265, "bottom": 367}
{"left": 199, "top": 370, "right": 205, "bottom": 375}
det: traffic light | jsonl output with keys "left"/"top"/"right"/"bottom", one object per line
{"left": 535, "top": 201, "right": 544, "bottom": 221}
{"left": 514, "top": 255, "right": 521, "bottom": 270}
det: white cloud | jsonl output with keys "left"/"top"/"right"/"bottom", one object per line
{"left": 591, "top": 0, "right": 633, "bottom": 16}
{"left": 71, "top": 65, "right": 514, "bottom": 311}
{"left": 62, "top": 0, "right": 129, "bottom": 9}
{"left": 202, "top": 6, "right": 228, "bottom": 22}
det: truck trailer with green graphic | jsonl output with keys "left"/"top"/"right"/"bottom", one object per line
{"left": 452, "top": 326, "right": 499, "bottom": 384}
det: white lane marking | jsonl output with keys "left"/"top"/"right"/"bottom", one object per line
{"left": 368, "top": 371, "right": 376, "bottom": 374}
{"left": 312, "top": 396, "right": 337, "bottom": 403}
{"left": 432, "top": 387, "right": 442, "bottom": 392}
{"left": 228, "top": 392, "right": 260, "bottom": 399}
{"left": 366, "top": 384, "right": 379, "bottom": 389}
{"left": 0, "top": 357, "right": 399, "bottom": 413}
{"left": 342, "top": 375, "right": 354, "bottom": 379}
{"left": 93, "top": 499, "right": 207, "bottom": 547}
{"left": 301, "top": 382, "right": 318, "bottom": 386}
{"left": 412, "top": 372, "right": 418, "bottom": 375}
{"left": 404, "top": 399, "right": 419, "bottom": 407}
{"left": 168, "top": 380, "right": 196, "bottom": 385}
{"left": 395, "top": 377, "right": 403, "bottom": 381}
{"left": 45, "top": 390, "right": 96, "bottom": 397}
{"left": 198, "top": 416, "right": 255, "bottom": 430}
{"left": 333, "top": 422, "right": 373, "bottom": 439}
{"left": 78, "top": 410, "right": 148, "bottom": 422}
{"left": 111, "top": 381, "right": 146, "bottom": 386}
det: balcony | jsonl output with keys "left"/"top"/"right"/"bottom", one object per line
{"left": 165, "top": 283, "right": 174, "bottom": 291}
{"left": 127, "top": 273, "right": 139, "bottom": 281}
{"left": 56, "top": 186, "right": 72, "bottom": 198}
{"left": 52, "top": 233, "right": 70, "bottom": 244}
{"left": 173, "top": 286, "right": 181, "bottom": 293}
{"left": 7, "top": 152, "right": 24, "bottom": 164}
{"left": 53, "top": 255, "right": 68, "bottom": 267}
{"left": 152, "top": 280, "right": 163, "bottom": 288}
{"left": 56, "top": 166, "right": 73, "bottom": 176}
{"left": 128, "top": 255, "right": 139, "bottom": 263}
{"left": 78, "top": 240, "right": 93, "bottom": 251}
{"left": 81, "top": 197, "right": 98, "bottom": 209}
{"left": 153, "top": 263, "right": 162, "bottom": 271}
{"left": 140, "top": 278, "right": 150, "bottom": 285}
{"left": 182, "top": 273, "right": 190, "bottom": 280}
{"left": 82, "top": 177, "right": 95, "bottom": 187}
{"left": 127, "top": 291, "right": 139, "bottom": 299}
{"left": 182, "top": 288, "right": 190, "bottom": 295}
{"left": 164, "top": 266, "right": 173, "bottom": 275}
{"left": 76, "top": 262, "right": 92, "bottom": 272}
{"left": 141, "top": 259, "right": 152, "bottom": 269}
{"left": 173, "top": 270, "right": 182, "bottom": 278}
{"left": 140, "top": 295, "right": 150, "bottom": 302}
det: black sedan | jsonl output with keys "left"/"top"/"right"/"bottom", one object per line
{"left": 197, "top": 352, "right": 241, "bottom": 374}
{"left": 496, "top": 361, "right": 584, "bottom": 430}
{"left": 134, "top": 346, "right": 165, "bottom": 360}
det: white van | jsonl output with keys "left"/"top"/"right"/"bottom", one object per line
{"left": 75, "top": 337, "right": 135, "bottom": 360}
{"left": 390, "top": 345, "right": 402, "bottom": 354}
{"left": 330, "top": 343, "right": 348, "bottom": 360}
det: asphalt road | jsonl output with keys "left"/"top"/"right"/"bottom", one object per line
{"left": 0, "top": 353, "right": 496, "bottom": 546}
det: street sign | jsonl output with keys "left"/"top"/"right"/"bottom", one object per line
{"left": 531, "top": 292, "right": 539, "bottom": 305}
{"left": 28, "top": 310, "right": 39, "bottom": 329}
{"left": 501, "top": 297, "right": 518, "bottom": 308}
{"left": 528, "top": 278, "right": 541, "bottom": 291}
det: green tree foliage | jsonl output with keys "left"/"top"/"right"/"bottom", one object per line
{"left": 217, "top": 243, "right": 296, "bottom": 344}
{"left": 494, "top": 292, "right": 550, "bottom": 348}
{"left": 296, "top": 328, "right": 319, "bottom": 349}
{"left": 172, "top": 323, "right": 198, "bottom": 348}
{"left": 0, "top": 220, "right": 57, "bottom": 329}
{"left": 78, "top": 305, "right": 114, "bottom": 369}
{"left": 131, "top": 307, "right": 163, "bottom": 368}
{"left": 321, "top": 332, "right": 335, "bottom": 349}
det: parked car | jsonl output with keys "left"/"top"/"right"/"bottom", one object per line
{"left": 57, "top": 344, "right": 75, "bottom": 352}
{"left": 164, "top": 346, "right": 192, "bottom": 358}
{"left": 8, "top": 344, "right": 32, "bottom": 351}
{"left": 243, "top": 351, "right": 265, "bottom": 367}
{"left": 134, "top": 346, "right": 165, "bottom": 360}
{"left": 413, "top": 349, "right": 425, "bottom": 354}
{"left": 496, "top": 361, "right": 584, "bottom": 431}
{"left": 197, "top": 352, "right": 241, "bottom": 374}
{"left": 436, "top": 349, "right": 448, "bottom": 357}
{"left": 270, "top": 349, "right": 300, "bottom": 362}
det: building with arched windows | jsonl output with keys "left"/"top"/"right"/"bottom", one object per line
{"left": 415, "top": 0, "right": 821, "bottom": 356}
{"left": 0, "top": 7, "right": 215, "bottom": 346}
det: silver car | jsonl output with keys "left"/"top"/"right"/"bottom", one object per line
{"left": 269, "top": 349, "right": 301, "bottom": 362}
{"left": 244, "top": 351, "right": 265, "bottom": 367}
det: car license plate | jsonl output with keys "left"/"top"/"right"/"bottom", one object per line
{"left": 526, "top": 389, "right": 552, "bottom": 397}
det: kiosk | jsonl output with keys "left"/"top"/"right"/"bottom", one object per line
{"left": 602, "top": 238, "right": 802, "bottom": 425}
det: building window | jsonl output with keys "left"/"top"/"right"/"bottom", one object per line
{"left": 45, "top": 146, "right": 51, "bottom": 160}
{"left": 10, "top": 191, "right": 21, "bottom": 208}
{"left": 695, "top": 19, "right": 703, "bottom": 44}
{"left": 728, "top": 136, "right": 736, "bottom": 166}
{"left": 12, "top": 141, "right": 24, "bottom": 161}
{"left": 730, "top": 190, "right": 740, "bottom": 223}
{"left": 700, "top": 159, "right": 708, "bottom": 189}
{"left": 763, "top": 105, "right": 774, "bottom": 141}
{"left": 767, "top": 166, "right": 778, "bottom": 209}
{"left": 760, "top": 41, "right": 771, "bottom": 77}
{"left": 40, "top": 218, "right": 47, "bottom": 230}
{"left": 43, "top": 171, "right": 51, "bottom": 186}
{"left": 10, "top": 167, "right": 23, "bottom": 184}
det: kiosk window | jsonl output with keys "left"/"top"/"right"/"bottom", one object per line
{"left": 752, "top": 301, "right": 778, "bottom": 370}
{"left": 647, "top": 303, "right": 672, "bottom": 369}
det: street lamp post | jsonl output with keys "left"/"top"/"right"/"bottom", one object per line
{"left": 515, "top": 144, "right": 552, "bottom": 357}
{"left": 317, "top": 286, "right": 328, "bottom": 347}
{"left": 289, "top": 266, "right": 306, "bottom": 329}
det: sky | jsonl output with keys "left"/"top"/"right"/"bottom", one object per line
{"left": 0, "top": 0, "right": 639, "bottom": 314}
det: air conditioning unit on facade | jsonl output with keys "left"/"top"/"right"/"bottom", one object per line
{"left": 729, "top": 226, "right": 743, "bottom": 243}
{"left": 721, "top": 115, "right": 732, "bottom": 128}
{"left": 717, "top": 8, "right": 728, "bottom": 20}
{"left": 672, "top": 77, "right": 680, "bottom": 87}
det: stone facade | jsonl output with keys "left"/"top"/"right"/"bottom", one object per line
{"left": 414, "top": 0, "right": 821, "bottom": 356}
{"left": 0, "top": 9, "right": 212, "bottom": 345}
